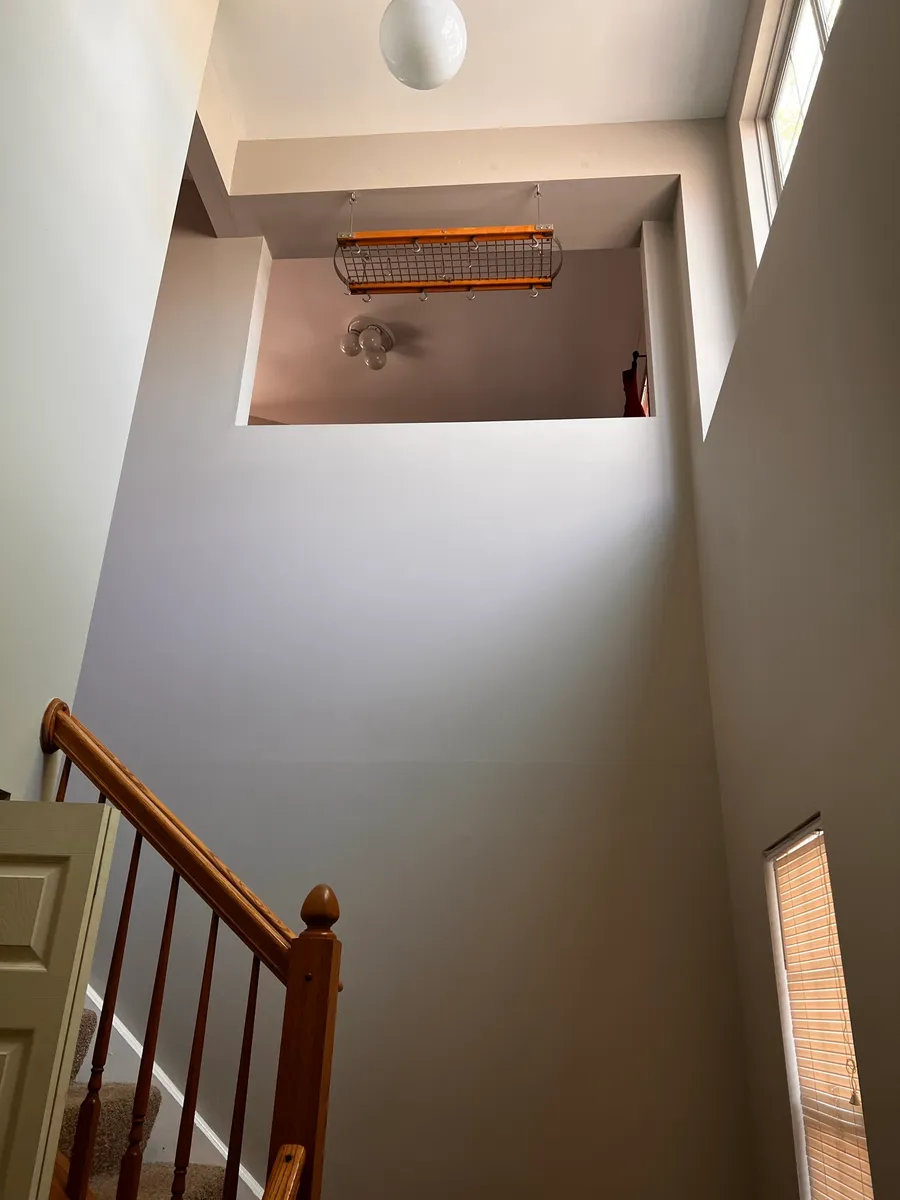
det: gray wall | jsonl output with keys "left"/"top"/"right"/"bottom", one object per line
{"left": 693, "top": 0, "right": 900, "bottom": 1195}
{"left": 75, "top": 211, "right": 751, "bottom": 1197}
{"left": 0, "top": 0, "right": 218, "bottom": 799}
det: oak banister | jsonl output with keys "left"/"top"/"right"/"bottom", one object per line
{"left": 39, "top": 701, "right": 343, "bottom": 1200}
{"left": 263, "top": 1147, "right": 305, "bottom": 1200}
{"left": 42, "top": 700, "right": 293, "bottom": 943}
{"left": 40, "top": 700, "right": 290, "bottom": 980}
{"left": 268, "top": 887, "right": 341, "bottom": 1200}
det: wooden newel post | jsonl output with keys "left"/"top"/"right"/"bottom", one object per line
{"left": 268, "top": 885, "right": 342, "bottom": 1200}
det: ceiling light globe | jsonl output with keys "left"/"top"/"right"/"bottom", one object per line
{"left": 379, "top": 0, "right": 467, "bottom": 91}
{"left": 340, "top": 331, "right": 362, "bottom": 357}
{"left": 364, "top": 349, "right": 388, "bottom": 371}
{"left": 359, "top": 326, "right": 384, "bottom": 353}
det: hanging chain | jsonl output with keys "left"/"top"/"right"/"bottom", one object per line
{"left": 348, "top": 192, "right": 357, "bottom": 237}
{"left": 534, "top": 183, "right": 543, "bottom": 226}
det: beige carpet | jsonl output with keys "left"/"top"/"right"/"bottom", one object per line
{"left": 90, "top": 1161, "right": 225, "bottom": 1200}
{"left": 61, "top": 1009, "right": 225, "bottom": 1200}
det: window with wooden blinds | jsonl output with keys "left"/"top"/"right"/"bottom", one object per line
{"left": 771, "top": 829, "right": 874, "bottom": 1200}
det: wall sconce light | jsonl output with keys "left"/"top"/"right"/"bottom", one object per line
{"left": 339, "top": 319, "right": 395, "bottom": 371}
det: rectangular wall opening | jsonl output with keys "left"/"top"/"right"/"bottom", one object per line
{"left": 248, "top": 248, "right": 648, "bottom": 425}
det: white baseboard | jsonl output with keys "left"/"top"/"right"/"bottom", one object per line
{"left": 80, "top": 986, "right": 263, "bottom": 1199}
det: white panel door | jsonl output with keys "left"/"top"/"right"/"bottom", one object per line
{"left": 0, "top": 800, "right": 118, "bottom": 1200}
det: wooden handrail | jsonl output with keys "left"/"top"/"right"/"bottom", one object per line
{"left": 41, "top": 700, "right": 291, "bottom": 981}
{"left": 43, "top": 701, "right": 341, "bottom": 1200}
{"left": 263, "top": 1147, "right": 305, "bottom": 1200}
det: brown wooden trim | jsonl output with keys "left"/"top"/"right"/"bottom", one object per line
{"left": 347, "top": 278, "right": 553, "bottom": 295}
{"left": 40, "top": 701, "right": 291, "bottom": 981}
{"left": 53, "top": 1154, "right": 95, "bottom": 1200}
{"left": 55, "top": 756, "right": 72, "bottom": 802}
{"left": 268, "top": 888, "right": 341, "bottom": 1200}
{"left": 46, "top": 702, "right": 291, "bottom": 939}
{"left": 223, "top": 956, "right": 261, "bottom": 1200}
{"left": 338, "top": 224, "right": 552, "bottom": 245}
{"left": 117, "top": 871, "right": 180, "bottom": 1199}
{"left": 263, "top": 1147, "right": 305, "bottom": 1200}
{"left": 171, "top": 912, "right": 219, "bottom": 1198}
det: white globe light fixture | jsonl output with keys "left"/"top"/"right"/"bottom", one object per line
{"left": 379, "top": 0, "right": 467, "bottom": 91}
{"left": 358, "top": 326, "right": 384, "bottom": 354}
{"left": 364, "top": 348, "right": 388, "bottom": 371}
{"left": 340, "top": 319, "right": 395, "bottom": 372}
{"left": 340, "top": 330, "right": 362, "bottom": 357}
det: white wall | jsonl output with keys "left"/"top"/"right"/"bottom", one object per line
{"left": 693, "top": 0, "right": 900, "bottom": 1194}
{"left": 0, "top": 0, "right": 219, "bottom": 799}
{"left": 73, "top": 214, "right": 752, "bottom": 1197}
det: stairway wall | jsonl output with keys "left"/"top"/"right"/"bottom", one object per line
{"left": 690, "top": 0, "right": 900, "bottom": 1195}
{"left": 73, "top": 214, "right": 752, "bottom": 1196}
{"left": 0, "top": 0, "right": 220, "bottom": 800}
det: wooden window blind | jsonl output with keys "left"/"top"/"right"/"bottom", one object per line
{"left": 772, "top": 830, "right": 874, "bottom": 1200}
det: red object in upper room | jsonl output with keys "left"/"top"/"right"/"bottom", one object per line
{"left": 622, "top": 352, "right": 647, "bottom": 417}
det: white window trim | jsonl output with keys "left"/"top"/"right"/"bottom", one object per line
{"left": 758, "top": 0, "right": 804, "bottom": 214}
{"left": 730, "top": 0, "right": 791, "bottom": 276}
{"left": 767, "top": 0, "right": 835, "bottom": 196}
{"left": 733, "top": 0, "right": 839, "bottom": 270}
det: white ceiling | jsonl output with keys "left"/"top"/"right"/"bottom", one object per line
{"left": 211, "top": 0, "right": 751, "bottom": 142}
{"left": 250, "top": 251, "right": 644, "bottom": 424}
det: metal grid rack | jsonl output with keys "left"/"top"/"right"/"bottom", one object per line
{"left": 334, "top": 225, "right": 563, "bottom": 295}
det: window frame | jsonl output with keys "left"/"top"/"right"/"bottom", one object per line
{"left": 758, "top": 0, "right": 839, "bottom": 210}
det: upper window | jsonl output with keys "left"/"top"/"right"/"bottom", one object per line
{"left": 768, "top": 0, "right": 843, "bottom": 189}
{"left": 768, "top": 827, "right": 874, "bottom": 1200}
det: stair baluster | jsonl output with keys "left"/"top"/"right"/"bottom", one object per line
{"left": 223, "top": 956, "right": 261, "bottom": 1200}
{"left": 55, "top": 755, "right": 72, "bottom": 802}
{"left": 116, "top": 870, "right": 180, "bottom": 1200}
{"left": 66, "top": 830, "right": 143, "bottom": 1200}
{"left": 169, "top": 911, "right": 218, "bottom": 1198}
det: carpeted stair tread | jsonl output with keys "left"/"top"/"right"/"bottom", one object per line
{"left": 71, "top": 1008, "right": 98, "bottom": 1081}
{"left": 89, "top": 1161, "right": 225, "bottom": 1200}
{"left": 58, "top": 1081, "right": 162, "bottom": 1178}
{"left": 62, "top": 1007, "right": 223, "bottom": 1200}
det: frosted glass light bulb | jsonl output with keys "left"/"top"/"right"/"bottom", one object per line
{"left": 380, "top": 0, "right": 467, "bottom": 91}
{"left": 359, "top": 326, "right": 384, "bottom": 353}
{"left": 340, "top": 331, "right": 361, "bottom": 357}
{"left": 364, "top": 349, "right": 388, "bottom": 371}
